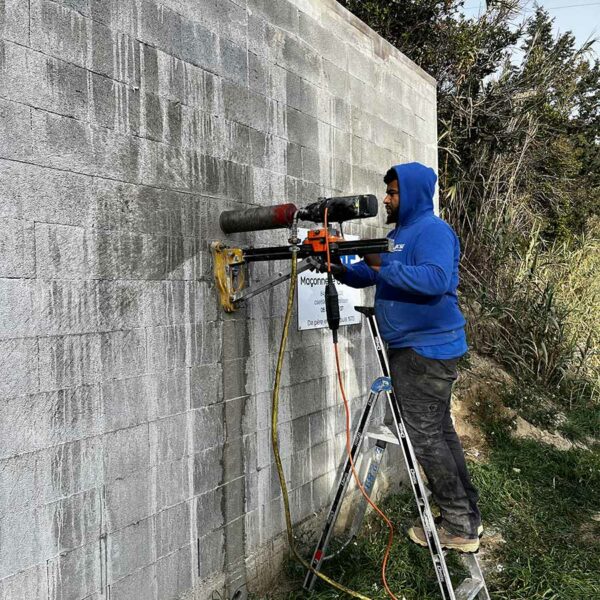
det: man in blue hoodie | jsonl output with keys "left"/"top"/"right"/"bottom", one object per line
{"left": 333, "top": 162, "right": 481, "bottom": 552}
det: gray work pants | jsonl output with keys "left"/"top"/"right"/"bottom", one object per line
{"left": 388, "top": 347, "right": 481, "bottom": 539}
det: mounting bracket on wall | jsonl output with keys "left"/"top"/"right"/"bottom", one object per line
{"left": 210, "top": 242, "right": 246, "bottom": 313}
{"left": 211, "top": 241, "right": 318, "bottom": 312}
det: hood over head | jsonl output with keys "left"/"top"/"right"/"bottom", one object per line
{"left": 392, "top": 162, "right": 437, "bottom": 226}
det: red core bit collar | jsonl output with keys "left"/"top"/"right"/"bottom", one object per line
{"left": 273, "top": 203, "right": 298, "bottom": 226}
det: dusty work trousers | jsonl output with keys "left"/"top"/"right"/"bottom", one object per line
{"left": 388, "top": 347, "right": 481, "bottom": 539}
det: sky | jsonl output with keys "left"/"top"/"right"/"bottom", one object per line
{"left": 461, "top": 0, "right": 600, "bottom": 57}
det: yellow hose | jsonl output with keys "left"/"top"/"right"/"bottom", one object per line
{"left": 271, "top": 247, "right": 372, "bottom": 599}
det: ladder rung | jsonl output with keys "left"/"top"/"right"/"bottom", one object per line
{"left": 366, "top": 424, "right": 399, "bottom": 444}
{"left": 455, "top": 577, "right": 484, "bottom": 600}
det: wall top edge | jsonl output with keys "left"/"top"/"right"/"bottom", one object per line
{"left": 319, "top": 0, "right": 437, "bottom": 87}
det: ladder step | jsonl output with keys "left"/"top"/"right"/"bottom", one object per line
{"left": 366, "top": 424, "right": 399, "bottom": 444}
{"left": 454, "top": 577, "right": 484, "bottom": 600}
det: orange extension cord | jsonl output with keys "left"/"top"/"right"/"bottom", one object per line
{"left": 324, "top": 208, "right": 399, "bottom": 600}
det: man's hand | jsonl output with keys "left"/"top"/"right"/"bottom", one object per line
{"left": 308, "top": 257, "right": 347, "bottom": 280}
{"left": 365, "top": 253, "right": 381, "bottom": 272}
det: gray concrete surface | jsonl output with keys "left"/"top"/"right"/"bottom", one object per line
{"left": 0, "top": 0, "right": 437, "bottom": 598}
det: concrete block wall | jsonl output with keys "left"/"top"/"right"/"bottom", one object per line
{"left": 0, "top": 0, "right": 437, "bottom": 598}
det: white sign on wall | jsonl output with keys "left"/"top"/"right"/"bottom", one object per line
{"left": 297, "top": 228, "right": 363, "bottom": 331}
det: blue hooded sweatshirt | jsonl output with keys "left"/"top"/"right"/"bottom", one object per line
{"left": 339, "top": 163, "right": 467, "bottom": 358}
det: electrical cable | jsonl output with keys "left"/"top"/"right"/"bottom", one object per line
{"left": 270, "top": 214, "right": 372, "bottom": 600}
{"left": 324, "top": 208, "right": 400, "bottom": 600}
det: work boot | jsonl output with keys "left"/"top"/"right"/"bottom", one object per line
{"left": 407, "top": 523, "right": 480, "bottom": 553}
{"left": 433, "top": 515, "right": 484, "bottom": 537}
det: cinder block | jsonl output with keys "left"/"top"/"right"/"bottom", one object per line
{"left": 286, "top": 142, "right": 303, "bottom": 179}
{"left": 0, "top": 337, "right": 38, "bottom": 397}
{"left": 196, "top": 486, "right": 224, "bottom": 534}
{"left": 0, "top": 507, "right": 50, "bottom": 578}
{"left": 193, "top": 404, "right": 225, "bottom": 452}
{"left": 182, "top": 65, "right": 222, "bottom": 113}
{"left": 155, "top": 457, "right": 189, "bottom": 511}
{"left": 91, "top": 74, "right": 141, "bottom": 135}
{"left": 147, "top": 324, "right": 187, "bottom": 372}
{"left": 0, "top": 563, "right": 47, "bottom": 600}
{"left": 38, "top": 333, "right": 101, "bottom": 391}
{"left": 290, "top": 481, "right": 313, "bottom": 522}
{"left": 0, "top": 385, "right": 102, "bottom": 458}
{"left": 286, "top": 107, "right": 318, "bottom": 149}
{"left": 279, "top": 32, "right": 321, "bottom": 86}
{"left": 101, "top": 374, "right": 152, "bottom": 432}
{"left": 138, "top": 0, "right": 182, "bottom": 58}
{"left": 190, "top": 363, "right": 223, "bottom": 408}
{"left": 151, "top": 412, "right": 188, "bottom": 464}
{"left": 222, "top": 80, "right": 265, "bottom": 130}
{"left": 46, "top": 540, "right": 101, "bottom": 600}
{"left": 0, "top": 278, "right": 33, "bottom": 339}
{"left": 30, "top": 0, "right": 88, "bottom": 67}
{"left": 0, "top": 44, "right": 91, "bottom": 119}
{"left": 347, "top": 44, "right": 380, "bottom": 88}
{"left": 197, "top": 528, "right": 225, "bottom": 580}
{"left": 32, "top": 109, "right": 143, "bottom": 183}
{"left": 333, "top": 128, "right": 351, "bottom": 162}
{"left": 156, "top": 544, "right": 193, "bottom": 600}
{"left": 0, "top": 160, "right": 94, "bottom": 226}
{"left": 248, "top": 0, "right": 298, "bottom": 35}
{"left": 298, "top": 11, "right": 347, "bottom": 68}
{"left": 156, "top": 500, "right": 190, "bottom": 558}
{"left": 0, "top": 217, "right": 34, "bottom": 278}
{"left": 301, "top": 146, "right": 320, "bottom": 183}
{"left": 90, "top": 0, "right": 138, "bottom": 37}
{"left": 89, "top": 20, "right": 141, "bottom": 87}
{"left": 95, "top": 280, "right": 146, "bottom": 331}
{"left": 108, "top": 563, "right": 157, "bottom": 600}
{"left": 104, "top": 468, "right": 152, "bottom": 532}
{"left": 107, "top": 517, "right": 154, "bottom": 583}
{"left": 221, "top": 477, "right": 246, "bottom": 527}
{"left": 332, "top": 158, "right": 351, "bottom": 193}
{"left": 100, "top": 328, "right": 147, "bottom": 380}
{"left": 35, "top": 223, "right": 88, "bottom": 280}
{"left": 0, "top": 98, "right": 33, "bottom": 161}
{"left": 103, "top": 423, "right": 150, "bottom": 481}
{"left": 187, "top": 321, "right": 223, "bottom": 367}
{"left": 220, "top": 436, "right": 247, "bottom": 486}
{"left": 220, "top": 37, "right": 248, "bottom": 86}
{"left": 172, "top": 0, "right": 247, "bottom": 47}
{"left": 49, "top": 436, "right": 105, "bottom": 500}
{"left": 286, "top": 71, "right": 318, "bottom": 117}
{"left": 193, "top": 446, "right": 223, "bottom": 495}
{"left": 0, "top": 0, "right": 30, "bottom": 44}
{"left": 309, "top": 410, "right": 327, "bottom": 447}
{"left": 46, "top": 488, "right": 102, "bottom": 554}
{"left": 152, "top": 368, "right": 190, "bottom": 419}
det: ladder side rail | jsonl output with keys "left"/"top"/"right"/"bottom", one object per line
{"left": 364, "top": 313, "right": 457, "bottom": 600}
{"left": 323, "top": 439, "right": 388, "bottom": 562}
{"left": 303, "top": 387, "right": 382, "bottom": 591}
{"left": 342, "top": 439, "right": 387, "bottom": 550}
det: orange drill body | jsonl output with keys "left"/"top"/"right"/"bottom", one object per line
{"left": 302, "top": 228, "right": 344, "bottom": 254}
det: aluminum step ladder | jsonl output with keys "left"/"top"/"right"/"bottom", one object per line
{"left": 303, "top": 307, "right": 490, "bottom": 600}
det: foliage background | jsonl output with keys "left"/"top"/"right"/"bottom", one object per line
{"left": 341, "top": 0, "right": 600, "bottom": 431}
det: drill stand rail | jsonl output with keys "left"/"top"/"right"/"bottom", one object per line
{"left": 303, "top": 307, "right": 490, "bottom": 600}
{"left": 211, "top": 238, "right": 392, "bottom": 312}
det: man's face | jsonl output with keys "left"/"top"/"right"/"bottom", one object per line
{"left": 383, "top": 179, "right": 400, "bottom": 224}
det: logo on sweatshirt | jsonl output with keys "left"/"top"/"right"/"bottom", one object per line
{"left": 393, "top": 243, "right": 405, "bottom": 252}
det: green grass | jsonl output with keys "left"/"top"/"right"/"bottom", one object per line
{"left": 272, "top": 420, "right": 600, "bottom": 599}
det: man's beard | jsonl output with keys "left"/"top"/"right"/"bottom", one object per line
{"left": 385, "top": 205, "right": 399, "bottom": 224}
